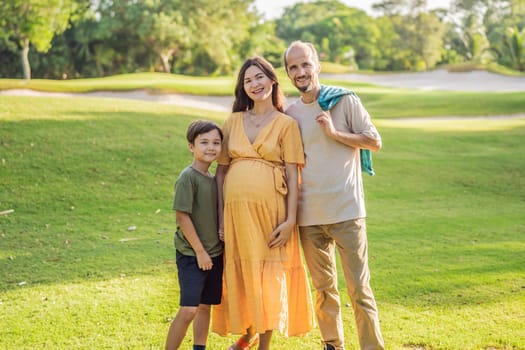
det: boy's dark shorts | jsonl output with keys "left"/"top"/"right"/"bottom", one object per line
{"left": 176, "top": 251, "right": 223, "bottom": 306}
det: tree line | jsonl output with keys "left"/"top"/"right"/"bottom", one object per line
{"left": 1, "top": 0, "right": 524, "bottom": 80}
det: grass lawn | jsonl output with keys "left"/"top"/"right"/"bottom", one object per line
{"left": 2, "top": 72, "right": 525, "bottom": 118}
{"left": 1, "top": 88, "right": 524, "bottom": 349}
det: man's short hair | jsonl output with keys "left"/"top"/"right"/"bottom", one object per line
{"left": 283, "top": 40, "right": 320, "bottom": 71}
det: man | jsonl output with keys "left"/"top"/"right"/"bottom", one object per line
{"left": 284, "top": 41, "right": 385, "bottom": 350}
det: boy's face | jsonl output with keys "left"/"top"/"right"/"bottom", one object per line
{"left": 189, "top": 129, "right": 222, "bottom": 164}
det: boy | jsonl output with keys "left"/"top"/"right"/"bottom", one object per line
{"left": 165, "top": 120, "right": 224, "bottom": 350}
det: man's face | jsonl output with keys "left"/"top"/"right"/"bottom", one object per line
{"left": 285, "top": 45, "right": 320, "bottom": 93}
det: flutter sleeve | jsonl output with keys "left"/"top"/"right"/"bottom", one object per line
{"left": 281, "top": 116, "right": 305, "bottom": 165}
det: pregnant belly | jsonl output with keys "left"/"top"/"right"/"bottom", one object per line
{"left": 224, "top": 160, "right": 276, "bottom": 201}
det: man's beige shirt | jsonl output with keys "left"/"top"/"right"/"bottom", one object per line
{"left": 286, "top": 94, "right": 381, "bottom": 226}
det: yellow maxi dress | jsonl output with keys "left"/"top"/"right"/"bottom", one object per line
{"left": 212, "top": 112, "right": 314, "bottom": 337}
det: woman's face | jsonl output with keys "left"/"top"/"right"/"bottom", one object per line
{"left": 243, "top": 65, "right": 274, "bottom": 103}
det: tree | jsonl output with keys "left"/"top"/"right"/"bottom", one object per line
{"left": 276, "top": 0, "right": 351, "bottom": 41}
{"left": 447, "top": 0, "right": 519, "bottom": 64}
{"left": 308, "top": 10, "right": 380, "bottom": 68}
{"left": 0, "top": 0, "right": 82, "bottom": 79}
{"left": 179, "top": 0, "right": 257, "bottom": 75}
{"left": 237, "top": 21, "right": 287, "bottom": 68}
{"left": 484, "top": 0, "right": 525, "bottom": 69}
{"left": 372, "top": 1, "right": 447, "bottom": 70}
{"left": 504, "top": 26, "right": 525, "bottom": 70}
{"left": 372, "top": 0, "right": 410, "bottom": 15}
{"left": 414, "top": 12, "right": 447, "bottom": 69}
{"left": 90, "top": 0, "right": 256, "bottom": 76}
{"left": 276, "top": 1, "right": 381, "bottom": 69}
{"left": 135, "top": 1, "right": 189, "bottom": 73}
{"left": 372, "top": 0, "right": 437, "bottom": 16}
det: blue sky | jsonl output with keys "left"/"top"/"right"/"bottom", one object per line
{"left": 253, "top": 0, "right": 453, "bottom": 19}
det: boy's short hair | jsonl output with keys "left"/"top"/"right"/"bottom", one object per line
{"left": 186, "top": 120, "right": 223, "bottom": 144}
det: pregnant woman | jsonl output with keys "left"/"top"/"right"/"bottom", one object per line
{"left": 212, "top": 56, "right": 314, "bottom": 350}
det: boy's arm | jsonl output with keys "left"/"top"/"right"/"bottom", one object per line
{"left": 216, "top": 164, "right": 229, "bottom": 241}
{"left": 176, "top": 211, "right": 212, "bottom": 270}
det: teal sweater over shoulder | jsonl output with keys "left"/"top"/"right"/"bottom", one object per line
{"left": 318, "top": 85, "right": 375, "bottom": 176}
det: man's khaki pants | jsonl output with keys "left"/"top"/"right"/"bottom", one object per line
{"left": 299, "top": 218, "right": 384, "bottom": 350}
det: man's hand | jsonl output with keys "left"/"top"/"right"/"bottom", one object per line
{"left": 315, "top": 111, "right": 336, "bottom": 138}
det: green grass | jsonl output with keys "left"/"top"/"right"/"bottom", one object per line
{"left": 318, "top": 61, "right": 355, "bottom": 74}
{"left": 1, "top": 89, "right": 524, "bottom": 349}
{"left": 0, "top": 72, "right": 236, "bottom": 95}
{"left": 322, "top": 82, "right": 525, "bottom": 118}
{"left": 366, "top": 117, "right": 525, "bottom": 349}
{"left": 2, "top": 72, "right": 525, "bottom": 118}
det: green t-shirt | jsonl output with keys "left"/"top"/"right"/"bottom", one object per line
{"left": 172, "top": 166, "right": 222, "bottom": 257}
